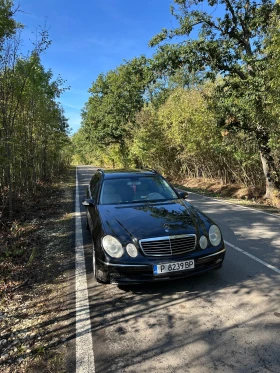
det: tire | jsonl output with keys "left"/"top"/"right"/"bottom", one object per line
{"left": 86, "top": 212, "right": 90, "bottom": 230}
{"left": 93, "top": 246, "right": 109, "bottom": 284}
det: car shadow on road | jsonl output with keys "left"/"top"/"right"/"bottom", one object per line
{"left": 85, "top": 242, "right": 280, "bottom": 373}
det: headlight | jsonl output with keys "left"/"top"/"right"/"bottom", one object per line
{"left": 126, "top": 243, "right": 138, "bottom": 258}
{"left": 199, "top": 235, "right": 208, "bottom": 249}
{"left": 209, "top": 225, "right": 221, "bottom": 246}
{"left": 102, "top": 235, "right": 124, "bottom": 258}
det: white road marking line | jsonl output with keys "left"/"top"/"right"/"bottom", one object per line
{"left": 75, "top": 167, "right": 95, "bottom": 372}
{"left": 187, "top": 191, "right": 280, "bottom": 218}
{"left": 225, "top": 240, "right": 280, "bottom": 275}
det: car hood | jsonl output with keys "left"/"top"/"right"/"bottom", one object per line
{"left": 98, "top": 199, "right": 212, "bottom": 243}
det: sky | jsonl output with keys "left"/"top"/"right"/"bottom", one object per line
{"left": 15, "top": 0, "right": 177, "bottom": 134}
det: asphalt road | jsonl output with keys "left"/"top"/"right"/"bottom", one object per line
{"left": 76, "top": 166, "right": 280, "bottom": 373}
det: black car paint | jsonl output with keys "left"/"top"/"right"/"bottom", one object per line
{"left": 83, "top": 169, "right": 226, "bottom": 284}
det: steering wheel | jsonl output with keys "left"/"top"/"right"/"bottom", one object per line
{"left": 145, "top": 192, "right": 164, "bottom": 200}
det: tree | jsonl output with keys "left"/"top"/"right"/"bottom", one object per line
{"left": 0, "top": 0, "right": 19, "bottom": 43}
{"left": 263, "top": 3, "right": 280, "bottom": 162}
{"left": 81, "top": 56, "right": 153, "bottom": 165}
{"left": 0, "top": 3, "right": 70, "bottom": 218}
{"left": 150, "top": 0, "right": 280, "bottom": 199}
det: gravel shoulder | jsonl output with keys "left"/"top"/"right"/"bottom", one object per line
{"left": 173, "top": 177, "right": 280, "bottom": 215}
{"left": 0, "top": 167, "right": 76, "bottom": 373}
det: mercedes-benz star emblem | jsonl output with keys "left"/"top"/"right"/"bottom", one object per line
{"left": 163, "top": 223, "right": 170, "bottom": 232}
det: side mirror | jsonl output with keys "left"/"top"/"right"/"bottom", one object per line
{"left": 82, "top": 198, "right": 95, "bottom": 207}
{"left": 178, "top": 191, "right": 188, "bottom": 199}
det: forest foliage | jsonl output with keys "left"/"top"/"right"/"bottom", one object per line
{"left": 73, "top": 0, "right": 280, "bottom": 203}
{"left": 0, "top": 0, "right": 72, "bottom": 218}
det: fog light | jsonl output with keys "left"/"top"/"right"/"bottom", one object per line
{"left": 126, "top": 243, "right": 138, "bottom": 258}
{"left": 216, "top": 258, "right": 222, "bottom": 263}
{"left": 199, "top": 235, "right": 208, "bottom": 249}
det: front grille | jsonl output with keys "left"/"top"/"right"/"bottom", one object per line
{"left": 139, "top": 234, "right": 196, "bottom": 257}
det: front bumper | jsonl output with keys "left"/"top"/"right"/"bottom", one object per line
{"left": 98, "top": 248, "right": 226, "bottom": 284}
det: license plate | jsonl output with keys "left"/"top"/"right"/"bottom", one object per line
{"left": 153, "top": 260, "right": 195, "bottom": 275}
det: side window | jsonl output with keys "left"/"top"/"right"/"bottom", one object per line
{"left": 90, "top": 174, "right": 100, "bottom": 196}
{"left": 92, "top": 179, "right": 101, "bottom": 201}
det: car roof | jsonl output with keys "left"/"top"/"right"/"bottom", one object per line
{"left": 98, "top": 169, "right": 158, "bottom": 179}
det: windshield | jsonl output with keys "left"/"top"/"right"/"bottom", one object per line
{"left": 99, "top": 176, "right": 178, "bottom": 205}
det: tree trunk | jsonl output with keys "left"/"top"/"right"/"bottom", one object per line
{"left": 256, "top": 127, "right": 280, "bottom": 199}
{"left": 120, "top": 140, "right": 128, "bottom": 168}
{"left": 259, "top": 151, "right": 280, "bottom": 199}
{"left": 3, "top": 116, "right": 13, "bottom": 219}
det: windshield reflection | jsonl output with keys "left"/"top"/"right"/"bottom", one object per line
{"left": 99, "top": 176, "right": 178, "bottom": 204}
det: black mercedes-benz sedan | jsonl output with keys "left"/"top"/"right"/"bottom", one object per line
{"left": 82, "top": 169, "right": 226, "bottom": 284}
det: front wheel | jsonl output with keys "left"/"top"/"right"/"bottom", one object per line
{"left": 86, "top": 211, "right": 90, "bottom": 230}
{"left": 93, "top": 246, "right": 109, "bottom": 284}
